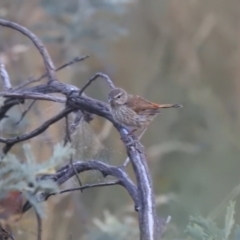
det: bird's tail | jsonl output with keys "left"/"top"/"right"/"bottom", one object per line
{"left": 158, "top": 104, "right": 182, "bottom": 109}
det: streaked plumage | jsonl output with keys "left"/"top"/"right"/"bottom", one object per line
{"left": 108, "top": 87, "right": 182, "bottom": 131}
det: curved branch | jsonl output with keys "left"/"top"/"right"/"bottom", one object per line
{"left": 14, "top": 55, "right": 89, "bottom": 91}
{"left": 0, "top": 19, "right": 56, "bottom": 82}
{"left": 54, "top": 160, "right": 138, "bottom": 204}
{"left": 0, "top": 20, "right": 161, "bottom": 240}
{"left": 24, "top": 81, "right": 159, "bottom": 240}
{"left": 0, "top": 98, "right": 24, "bottom": 120}
{"left": 0, "top": 79, "right": 159, "bottom": 239}
{"left": 23, "top": 160, "right": 138, "bottom": 213}
{"left": 0, "top": 92, "right": 65, "bottom": 103}
{"left": 0, "top": 107, "right": 74, "bottom": 154}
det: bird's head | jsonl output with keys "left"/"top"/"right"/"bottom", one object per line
{"left": 108, "top": 88, "right": 128, "bottom": 106}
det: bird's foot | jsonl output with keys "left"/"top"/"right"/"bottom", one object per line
{"left": 127, "top": 128, "right": 137, "bottom": 136}
{"left": 126, "top": 139, "right": 138, "bottom": 147}
{"left": 121, "top": 135, "right": 138, "bottom": 147}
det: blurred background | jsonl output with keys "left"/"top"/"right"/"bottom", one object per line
{"left": 1, "top": 0, "right": 240, "bottom": 239}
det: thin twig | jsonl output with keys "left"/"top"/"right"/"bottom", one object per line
{"left": 79, "top": 72, "right": 115, "bottom": 96}
{"left": 98, "top": 73, "right": 116, "bottom": 88}
{"left": 15, "top": 100, "right": 36, "bottom": 125}
{"left": 35, "top": 210, "right": 42, "bottom": 240}
{"left": 33, "top": 102, "right": 55, "bottom": 150}
{"left": 14, "top": 55, "right": 89, "bottom": 91}
{"left": 64, "top": 115, "right": 83, "bottom": 190}
{"left": 0, "top": 225, "right": 15, "bottom": 240}
{"left": 0, "top": 107, "right": 74, "bottom": 154}
{"left": 0, "top": 98, "right": 24, "bottom": 121}
{"left": 97, "top": 73, "right": 116, "bottom": 89}
{"left": 22, "top": 160, "right": 137, "bottom": 213}
{"left": 46, "top": 180, "right": 120, "bottom": 200}
{"left": 0, "top": 19, "right": 56, "bottom": 82}
{"left": 64, "top": 115, "right": 72, "bottom": 145}
{"left": 70, "top": 158, "right": 83, "bottom": 190}
{"left": 69, "top": 110, "right": 83, "bottom": 134}
{"left": 56, "top": 55, "right": 89, "bottom": 72}
{"left": 0, "top": 62, "right": 12, "bottom": 91}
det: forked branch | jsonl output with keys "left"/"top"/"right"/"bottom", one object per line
{"left": 0, "top": 19, "right": 165, "bottom": 240}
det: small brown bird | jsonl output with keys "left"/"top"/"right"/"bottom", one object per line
{"left": 108, "top": 87, "right": 182, "bottom": 133}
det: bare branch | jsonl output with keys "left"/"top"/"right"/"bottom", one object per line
{"left": 0, "top": 92, "right": 65, "bottom": 103}
{"left": 46, "top": 180, "right": 120, "bottom": 200}
{"left": 8, "top": 80, "right": 160, "bottom": 239}
{"left": 14, "top": 55, "right": 89, "bottom": 91}
{"left": 69, "top": 110, "right": 84, "bottom": 133}
{"left": 15, "top": 100, "right": 36, "bottom": 125}
{"left": 0, "top": 62, "right": 11, "bottom": 91}
{"left": 0, "top": 19, "right": 165, "bottom": 240}
{"left": 0, "top": 78, "right": 160, "bottom": 239}
{"left": 78, "top": 72, "right": 115, "bottom": 96}
{"left": 0, "top": 98, "right": 24, "bottom": 120}
{"left": 97, "top": 72, "right": 116, "bottom": 89}
{"left": 123, "top": 127, "right": 148, "bottom": 167}
{"left": 0, "top": 19, "right": 56, "bottom": 82}
{"left": 0, "top": 107, "right": 74, "bottom": 154}
{"left": 35, "top": 209, "right": 42, "bottom": 240}
{"left": 53, "top": 160, "right": 137, "bottom": 202}
{"left": 64, "top": 115, "right": 83, "bottom": 190}
{"left": 22, "top": 160, "right": 138, "bottom": 213}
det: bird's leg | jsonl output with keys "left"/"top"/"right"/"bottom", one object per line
{"left": 138, "top": 127, "right": 147, "bottom": 139}
{"left": 124, "top": 127, "right": 147, "bottom": 146}
{"left": 120, "top": 127, "right": 135, "bottom": 141}
{"left": 122, "top": 127, "right": 147, "bottom": 167}
{"left": 120, "top": 127, "right": 138, "bottom": 147}
{"left": 127, "top": 128, "right": 137, "bottom": 136}
{"left": 125, "top": 138, "right": 137, "bottom": 147}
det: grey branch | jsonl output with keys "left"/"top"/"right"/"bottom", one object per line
{"left": 0, "top": 19, "right": 164, "bottom": 240}
{"left": 0, "top": 18, "right": 57, "bottom": 82}
{"left": 22, "top": 160, "right": 138, "bottom": 212}
{"left": 0, "top": 63, "right": 11, "bottom": 91}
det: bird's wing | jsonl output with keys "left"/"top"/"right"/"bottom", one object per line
{"left": 125, "top": 95, "right": 160, "bottom": 114}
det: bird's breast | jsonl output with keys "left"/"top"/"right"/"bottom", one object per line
{"left": 111, "top": 105, "right": 147, "bottom": 128}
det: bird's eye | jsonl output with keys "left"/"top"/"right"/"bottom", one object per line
{"left": 116, "top": 94, "right": 121, "bottom": 99}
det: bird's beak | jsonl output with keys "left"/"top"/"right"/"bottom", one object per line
{"left": 108, "top": 98, "right": 112, "bottom": 104}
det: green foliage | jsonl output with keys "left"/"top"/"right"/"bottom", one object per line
{"left": 185, "top": 201, "right": 237, "bottom": 240}
{"left": 82, "top": 211, "right": 139, "bottom": 240}
{"left": 0, "top": 142, "right": 75, "bottom": 217}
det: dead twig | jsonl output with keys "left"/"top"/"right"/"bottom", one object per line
{"left": 22, "top": 160, "right": 137, "bottom": 213}
{"left": 79, "top": 72, "right": 115, "bottom": 96}
{"left": 45, "top": 180, "right": 120, "bottom": 200}
{"left": 0, "top": 62, "right": 11, "bottom": 91}
{"left": 0, "top": 107, "right": 74, "bottom": 154}
{"left": 35, "top": 209, "right": 42, "bottom": 240}
{"left": 0, "top": 19, "right": 56, "bottom": 82}
{"left": 15, "top": 100, "right": 36, "bottom": 125}
{"left": 14, "top": 55, "right": 89, "bottom": 91}
{"left": 64, "top": 115, "right": 83, "bottom": 190}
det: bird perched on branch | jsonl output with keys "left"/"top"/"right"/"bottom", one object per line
{"left": 108, "top": 87, "right": 182, "bottom": 134}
